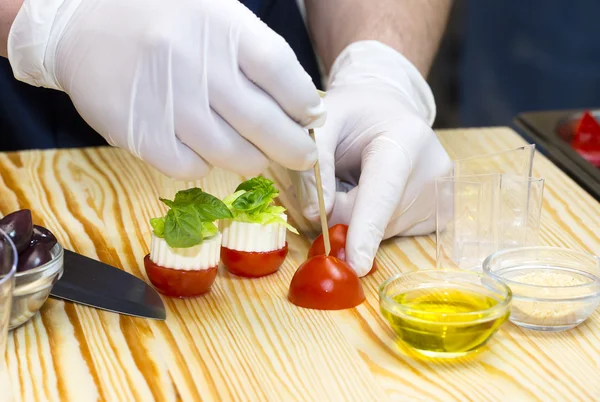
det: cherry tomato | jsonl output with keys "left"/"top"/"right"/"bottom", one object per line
{"left": 288, "top": 255, "right": 365, "bottom": 310}
{"left": 221, "top": 243, "right": 288, "bottom": 278}
{"left": 308, "top": 224, "right": 377, "bottom": 275}
{"left": 144, "top": 254, "right": 217, "bottom": 298}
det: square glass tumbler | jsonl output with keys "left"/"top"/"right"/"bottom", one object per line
{"left": 0, "top": 228, "right": 17, "bottom": 361}
{"left": 435, "top": 173, "right": 544, "bottom": 271}
{"left": 452, "top": 144, "right": 535, "bottom": 178}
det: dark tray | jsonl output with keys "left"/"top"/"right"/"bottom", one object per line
{"left": 514, "top": 109, "right": 600, "bottom": 201}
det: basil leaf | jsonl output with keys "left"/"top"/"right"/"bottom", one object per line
{"left": 163, "top": 206, "right": 203, "bottom": 248}
{"left": 160, "top": 198, "right": 176, "bottom": 209}
{"left": 193, "top": 193, "right": 233, "bottom": 220}
{"left": 231, "top": 186, "right": 276, "bottom": 213}
{"left": 235, "top": 176, "right": 275, "bottom": 192}
{"left": 231, "top": 177, "right": 279, "bottom": 214}
{"left": 173, "top": 187, "right": 204, "bottom": 205}
{"left": 151, "top": 187, "right": 233, "bottom": 248}
{"left": 150, "top": 217, "right": 165, "bottom": 237}
{"left": 223, "top": 190, "right": 246, "bottom": 209}
{"left": 173, "top": 187, "right": 233, "bottom": 221}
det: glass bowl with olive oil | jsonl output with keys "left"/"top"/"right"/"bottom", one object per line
{"left": 379, "top": 270, "right": 512, "bottom": 359}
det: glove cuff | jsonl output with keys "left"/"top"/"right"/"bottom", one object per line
{"left": 7, "top": 0, "right": 83, "bottom": 90}
{"left": 327, "top": 40, "right": 437, "bottom": 126}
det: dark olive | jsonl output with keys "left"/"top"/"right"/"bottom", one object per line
{"left": 31, "top": 225, "right": 58, "bottom": 250}
{"left": 0, "top": 209, "right": 33, "bottom": 254}
{"left": 17, "top": 242, "right": 52, "bottom": 272}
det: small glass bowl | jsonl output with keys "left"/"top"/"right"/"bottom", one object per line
{"left": 9, "top": 243, "right": 64, "bottom": 330}
{"left": 483, "top": 246, "right": 600, "bottom": 331}
{"left": 0, "top": 228, "right": 18, "bottom": 360}
{"left": 378, "top": 270, "right": 512, "bottom": 359}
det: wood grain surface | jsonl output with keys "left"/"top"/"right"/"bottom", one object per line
{"left": 0, "top": 127, "right": 599, "bottom": 402}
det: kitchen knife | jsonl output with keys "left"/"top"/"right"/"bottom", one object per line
{"left": 50, "top": 249, "right": 166, "bottom": 320}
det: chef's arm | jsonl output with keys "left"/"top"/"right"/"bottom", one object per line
{"left": 305, "top": 0, "right": 452, "bottom": 77}
{"left": 0, "top": 0, "right": 22, "bottom": 57}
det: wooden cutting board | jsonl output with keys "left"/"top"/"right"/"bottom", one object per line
{"left": 1, "top": 127, "right": 599, "bottom": 402}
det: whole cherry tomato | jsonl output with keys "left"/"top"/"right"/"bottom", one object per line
{"left": 288, "top": 255, "right": 365, "bottom": 310}
{"left": 144, "top": 254, "right": 217, "bottom": 298}
{"left": 221, "top": 243, "right": 288, "bottom": 278}
{"left": 307, "top": 224, "right": 377, "bottom": 275}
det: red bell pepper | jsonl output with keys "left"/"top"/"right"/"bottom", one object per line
{"left": 571, "top": 111, "right": 600, "bottom": 167}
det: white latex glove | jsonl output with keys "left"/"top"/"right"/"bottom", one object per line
{"left": 290, "top": 41, "right": 452, "bottom": 277}
{"left": 8, "top": 0, "right": 326, "bottom": 180}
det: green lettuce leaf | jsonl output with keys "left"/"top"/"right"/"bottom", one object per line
{"left": 201, "top": 222, "right": 219, "bottom": 238}
{"left": 224, "top": 176, "right": 298, "bottom": 234}
{"left": 150, "top": 217, "right": 165, "bottom": 237}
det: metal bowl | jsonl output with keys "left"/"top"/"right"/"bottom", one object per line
{"left": 9, "top": 243, "right": 64, "bottom": 330}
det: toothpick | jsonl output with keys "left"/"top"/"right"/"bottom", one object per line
{"left": 308, "top": 128, "right": 331, "bottom": 256}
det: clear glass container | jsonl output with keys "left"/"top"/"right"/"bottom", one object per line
{"left": 483, "top": 246, "right": 600, "bottom": 331}
{"left": 379, "top": 270, "right": 512, "bottom": 358}
{"left": 0, "top": 229, "right": 17, "bottom": 359}
{"left": 451, "top": 144, "right": 535, "bottom": 178}
{"left": 10, "top": 243, "right": 64, "bottom": 330}
{"left": 436, "top": 173, "right": 544, "bottom": 271}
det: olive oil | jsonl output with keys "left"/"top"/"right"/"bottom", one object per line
{"left": 381, "top": 287, "right": 509, "bottom": 357}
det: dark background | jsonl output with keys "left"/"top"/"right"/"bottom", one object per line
{"left": 429, "top": 0, "right": 465, "bottom": 129}
{"left": 428, "top": 0, "right": 600, "bottom": 130}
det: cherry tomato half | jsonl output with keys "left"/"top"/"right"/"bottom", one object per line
{"left": 288, "top": 255, "right": 365, "bottom": 310}
{"left": 308, "top": 224, "right": 377, "bottom": 275}
{"left": 221, "top": 243, "right": 288, "bottom": 278}
{"left": 144, "top": 254, "right": 217, "bottom": 298}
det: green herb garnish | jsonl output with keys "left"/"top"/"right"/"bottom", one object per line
{"left": 151, "top": 187, "right": 232, "bottom": 248}
{"left": 223, "top": 176, "right": 298, "bottom": 234}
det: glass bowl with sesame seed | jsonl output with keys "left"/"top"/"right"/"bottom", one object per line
{"left": 483, "top": 247, "right": 600, "bottom": 331}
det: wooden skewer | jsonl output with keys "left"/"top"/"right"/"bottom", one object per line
{"left": 308, "top": 89, "right": 331, "bottom": 256}
{"left": 309, "top": 89, "right": 331, "bottom": 256}
{"left": 308, "top": 128, "right": 331, "bottom": 256}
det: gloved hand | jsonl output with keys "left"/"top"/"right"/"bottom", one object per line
{"left": 8, "top": 0, "right": 326, "bottom": 180}
{"left": 290, "top": 41, "right": 452, "bottom": 277}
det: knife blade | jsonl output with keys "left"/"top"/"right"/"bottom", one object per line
{"left": 50, "top": 249, "right": 166, "bottom": 320}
